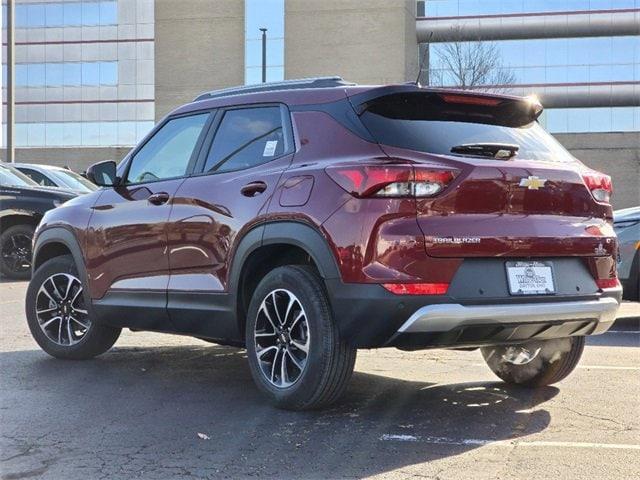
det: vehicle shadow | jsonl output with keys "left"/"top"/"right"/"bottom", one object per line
{"left": 0, "top": 277, "right": 27, "bottom": 283}
{"left": 0, "top": 345, "right": 558, "bottom": 479}
{"left": 587, "top": 328, "right": 640, "bottom": 348}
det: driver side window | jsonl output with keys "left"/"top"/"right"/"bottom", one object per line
{"left": 126, "top": 112, "right": 209, "bottom": 184}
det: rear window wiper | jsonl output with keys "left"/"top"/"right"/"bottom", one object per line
{"left": 450, "top": 143, "right": 519, "bottom": 159}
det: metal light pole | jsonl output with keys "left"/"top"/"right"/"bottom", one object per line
{"left": 6, "top": 0, "right": 15, "bottom": 162}
{"left": 260, "top": 27, "right": 267, "bottom": 83}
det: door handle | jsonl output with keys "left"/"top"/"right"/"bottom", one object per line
{"left": 240, "top": 181, "right": 267, "bottom": 197}
{"left": 148, "top": 192, "right": 170, "bottom": 205}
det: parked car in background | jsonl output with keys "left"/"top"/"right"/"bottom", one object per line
{"left": 14, "top": 163, "right": 98, "bottom": 194}
{"left": 614, "top": 206, "right": 640, "bottom": 301}
{"left": 25, "top": 79, "right": 621, "bottom": 410}
{"left": 0, "top": 163, "right": 77, "bottom": 279}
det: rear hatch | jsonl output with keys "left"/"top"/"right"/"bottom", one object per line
{"left": 354, "top": 88, "right": 615, "bottom": 259}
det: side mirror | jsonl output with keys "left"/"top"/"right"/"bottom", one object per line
{"left": 86, "top": 160, "right": 118, "bottom": 187}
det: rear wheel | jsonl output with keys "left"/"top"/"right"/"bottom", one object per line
{"left": 481, "top": 336, "right": 585, "bottom": 387}
{"left": 0, "top": 224, "right": 34, "bottom": 280}
{"left": 625, "top": 251, "right": 640, "bottom": 301}
{"left": 246, "top": 265, "right": 356, "bottom": 410}
{"left": 26, "top": 255, "right": 121, "bottom": 359}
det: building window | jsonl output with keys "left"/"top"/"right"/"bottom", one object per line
{"left": 6, "top": 121, "right": 154, "bottom": 147}
{"left": 428, "top": 36, "right": 639, "bottom": 87}
{"left": 5, "top": 1, "right": 118, "bottom": 28}
{"left": 423, "top": 0, "right": 639, "bottom": 17}
{"left": 13, "top": 61, "right": 117, "bottom": 87}
{"left": 539, "top": 107, "right": 640, "bottom": 133}
{"left": 245, "top": 0, "right": 285, "bottom": 85}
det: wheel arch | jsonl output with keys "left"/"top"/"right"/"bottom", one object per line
{"left": 229, "top": 221, "right": 341, "bottom": 340}
{"left": 0, "top": 212, "right": 41, "bottom": 231}
{"left": 33, "top": 227, "right": 88, "bottom": 288}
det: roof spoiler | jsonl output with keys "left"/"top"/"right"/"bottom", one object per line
{"left": 350, "top": 86, "right": 544, "bottom": 128}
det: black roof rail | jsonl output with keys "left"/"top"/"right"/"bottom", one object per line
{"left": 193, "top": 76, "right": 355, "bottom": 102}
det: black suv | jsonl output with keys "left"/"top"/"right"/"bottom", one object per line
{"left": 0, "top": 163, "right": 76, "bottom": 279}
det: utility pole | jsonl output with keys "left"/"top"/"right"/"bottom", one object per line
{"left": 6, "top": 0, "right": 15, "bottom": 162}
{"left": 260, "top": 27, "right": 267, "bottom": 83}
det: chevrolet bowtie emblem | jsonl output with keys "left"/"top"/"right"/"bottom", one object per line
{"left": 519, "top": 175, "right": 547, "bottom": 190}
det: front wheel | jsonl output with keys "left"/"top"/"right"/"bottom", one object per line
{"left": 0, "top": 224, "right": 34, "bottom": 279}
{"left": 481, "top": 336, "right": 585, "bottom": 387}
{"left": 26, "top": 255, "right": 121, "bottom": 360}
{"left": 246, "top": 265, "right": 356, "bottom": 410}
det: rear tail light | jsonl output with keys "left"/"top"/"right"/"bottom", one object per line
{"left": 439, "top": 93, "right": 503, "bottom": 106}
{"left": 326, "top": 164, "right": 458, "bottom": 198}
{"left": 582, "top": 171, "right": 612, "bottom": 204}
{"left": 382, "top": 283, "right": 449, "bottom": 295}
{"left": 595, "top": 278, "right": 619, "bottom": 289}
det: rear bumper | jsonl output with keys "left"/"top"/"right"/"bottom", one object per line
{"left": 398, "top": 297, "right": 619, "bottom": 334}
{"left": 387, "top": 294, "right": 620, "bottom": 350}
{"left": 325, "top": 273, "right": 622, "bottom": 349}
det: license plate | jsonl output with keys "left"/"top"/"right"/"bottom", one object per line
{"left": 506, "top": 261, "right": 555, "bottom": 295}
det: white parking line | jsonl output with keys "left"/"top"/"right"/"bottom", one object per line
{"left": 577, "top": 365, "right": 640, "bottom": 370}
{"left": 471, "top": 363, "right": 640, "bottom": 370}
{"left": 380, "top": 434, "right": 640, "bottom": 450}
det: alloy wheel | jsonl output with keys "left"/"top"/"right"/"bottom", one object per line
{"left": 254, "top": 289, "right": 310, "bottom": 388}
{"left": 500, "top": 345, "right": 542, "bottom": 365}
{"left": 1, "top": 233, "right": 32, "bottom": 275}
{"left": 35, "top": 273, "right": 90, "bottom": 346}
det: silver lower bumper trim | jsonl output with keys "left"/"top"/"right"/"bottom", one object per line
{"left": 398, "top": 297, "right": 620, "bottom": 336}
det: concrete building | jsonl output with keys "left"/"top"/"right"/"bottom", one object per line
{"left": 1, "top": 0, "right": 155, "bottom": 170}
{"left": 2, "top": 0, "right": 639, "bottom": 207}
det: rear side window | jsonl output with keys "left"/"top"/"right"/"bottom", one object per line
{"left": 203, "top": 106, "right": 287, "bottom": 173}
{"left": 126, "top": 113, "right": 209, "bottom": 184}
{"left": 18, "top": 168, "right": 57, "bottom": 187}
{"left": 360, "top": 93, "right": 574, "bottom": 163}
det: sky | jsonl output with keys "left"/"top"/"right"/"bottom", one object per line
{"left": 245, "top": 0, "right": 285, "bottom": 84}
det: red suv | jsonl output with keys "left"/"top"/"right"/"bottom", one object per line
{"left": 26, "top": 78, "right": 621, "bottom": 410}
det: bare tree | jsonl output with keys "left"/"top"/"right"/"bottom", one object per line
{"left": 426, "top": 27, "right": 516, "bottom": 94}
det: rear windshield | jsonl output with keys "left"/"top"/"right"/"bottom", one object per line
{"left": 360, "top": 94, "right": 574, "bottom": 163}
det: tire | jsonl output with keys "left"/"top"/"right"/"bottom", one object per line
{"left": 246, "top": 265, "right": 356, "bottom": 410}
{"left": 481, "top": 336, "right": 585, "bottom": 387}
{"left": 623, "top": 251, "right": 640, "bottom": 302}
{"left": 25, "top": 255, "right": 121, "bottom": 360}
{"left": 0, "top": 224, "right": 34, "bottom": 280}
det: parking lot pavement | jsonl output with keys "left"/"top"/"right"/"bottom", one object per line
{"left": 618, "top": 302, "right": 640, "bottom": 319}
{"left": 1, "top": 279, "right": 639, "bottom": 480}
{"left": 615, "top": 302, "right": 640, "bottom": 330}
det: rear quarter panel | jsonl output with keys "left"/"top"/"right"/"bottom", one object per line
{"left": 273, "top": 110, "right": 464, "bottom": 284}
